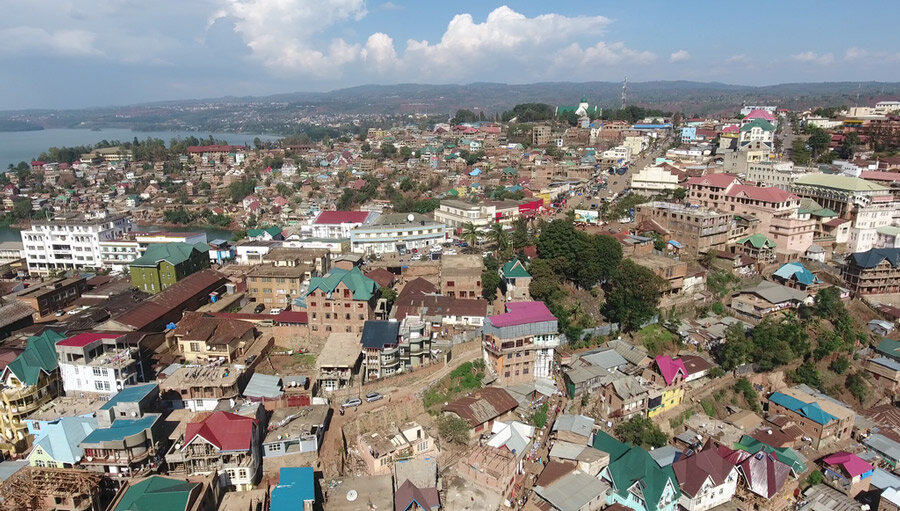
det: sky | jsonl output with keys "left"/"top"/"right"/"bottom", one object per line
{"left": 2, "top": 0, "right": 899, "bottom": 110}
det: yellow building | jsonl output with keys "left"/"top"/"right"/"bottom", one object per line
{"left": 647, "top": 387, "right": 685, "bottom": 418}
{"left": 0, "top": 330, "right": 66, "bottom": 457}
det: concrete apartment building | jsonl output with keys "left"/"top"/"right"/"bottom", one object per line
{"left": 159, "top": 365, "right": 245, "bottom": 412}
{"left": 56, "top": 332, "right": 141, "bottom": 395}
{"left": 301, "top": 210, "right": 377, "bottom": 239}
{"left": 634, "top": 202, "right": 732, "bottom": 258}
{"left": 482, "top": 302, "right": 559, "bottom": 385}
{"left": 349, "top": 212, "right": 446, "bottom": 255}
{"left": 766, "top": 386, "right": 855, "bottom": 449}
{"left": 441, "top": 254, "right": 484, "bottom": 298}
{"left": 99, "top": 231, "right": 207, "bottom": 273}
{"left": 841, "top": 248, "right": 900, "bottom": 295}
{"left": 22, "top": 213, "right": 134, "bottom": 274}
{"left": 434, "top": 199, "right": 542, "bottom": 233}
{"left": 14, "top": 275, "right": 88, "bottom": 317}
{"left": 303, "top": 266, "right": 380, "bottom": 335}
{"left": 686, "top": 174, "right": 815, "bottom": 254}
{"left": 316, "top": 332, "right": 362, "bottom": 393}
{"left": 745, "top": 161, "right": 809, "bottom": 189}
{"left": 633, "top": 253, "right": 688, "bottom": 295}
{"left": 247, "top": 264, "right": 309, "bottom": 308}
{"left": 361, "top": 316, "right": 432, "bottom": 382}
{"left": 532, "top": 125, "right": 552, "bottom": 146}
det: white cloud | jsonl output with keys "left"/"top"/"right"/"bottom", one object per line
{"left": 844, "top": 46, "right": 900, "bottom": 63}
{"left": 791, "top": 51, "right": 834, "bottom": 65}
{"left": 0, "top": 26, "right": 102, "bottom": 56}
{"left": 725, "top": 54, "right": 751, "bottom": 64}
{"left": 361, "top": 32, "right": 399, "bottom": 70}
{"left": 209, "top": 0, "right": 368, "bottom": 74}
{"left": 669, "top": 49, "right": 690, "bottom": 62}
{"left": 380, "top": 1, "right": 402, "bottom": 10}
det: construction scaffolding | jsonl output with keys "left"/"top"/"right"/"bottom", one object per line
{"left": 0, "top": 466, "right": 104, "bottom": 511}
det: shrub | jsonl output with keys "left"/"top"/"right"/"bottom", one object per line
{"left": 437, "top": 415, "right": 471, "bottom": 445}
{"left": 829, "top": 356, "right": 850, "bottom": 374}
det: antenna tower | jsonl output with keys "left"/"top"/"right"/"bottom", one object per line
{"left": 621, "top": 77, "right": 628, "bottom": 109}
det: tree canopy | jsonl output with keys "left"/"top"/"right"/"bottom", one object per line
{"left": 601, "top": 259, "right": 666, "bottom": 331}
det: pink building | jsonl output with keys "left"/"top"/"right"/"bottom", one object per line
{"left": 687, "top": 174, "right": 815, "bottom": 255}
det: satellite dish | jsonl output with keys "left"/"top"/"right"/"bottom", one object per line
{"left": 346, "top": 490, "right": 358, "bottom": 502}
{"left": 407, "top": 214, "right": 414, "bottom": 222}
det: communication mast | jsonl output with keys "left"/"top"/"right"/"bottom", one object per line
{"left": 621, "top": 76, "right": 628, "bottom": 109}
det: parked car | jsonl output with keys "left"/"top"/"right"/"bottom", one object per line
{"left": 254, "top": 304, "right": 266, "bottom": 313}
{"left": 341, "top": 397, "right": 362, "bottom": 408}
{"left": 269, "top": 308, "right": 284, "bottom": 315}
{"left": 54, "top": 310, "right": 65, "bottom": 317}
{"left": 365, "top": 392, "right": 383, "bottom": 403}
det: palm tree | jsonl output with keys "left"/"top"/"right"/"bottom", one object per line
{"left": 461, "top": 222, "right": 479, "bottom": 252}
{"left": 488, "top": 223, "right": 509, "bottom": 252}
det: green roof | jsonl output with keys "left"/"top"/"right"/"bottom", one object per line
{"left": 502, "top": 260, "right": 531, "bottom": 279}
{"left": 5, "top": 330, "right": 66, "bottom": 386}
{"left": 734, "top": 435, "right": 807, "bottom": 474}
{"left": 593, "top": 431, "right": 680, "bottom": 507}
{"left": 793, "top": 173, "right": 890, "bottom": 192}
{"left": 248, "top": 226, "right": 282, "bottom": 238}
{"left": 876, "top": 337, "right": 900, "bottom": 361}
{"left": 114, "top": 475, "right": 198, "bottom": 511}
{"left": 502, "top": 167, "right": 518, "bottom": 175}
{"left": 305, "top": 266, "right": 379, "bottom": 301}
{"left": 877, "top": 225, "right": 900, "bottom": 237}
{"left": 736, "top": 234, "right": 776, "bottom": 249}
{"left": 130, "top": 242, "right": 208, "bottom": 268}
{"left": 740, "top": 119, "right": 775, "bottom": 132}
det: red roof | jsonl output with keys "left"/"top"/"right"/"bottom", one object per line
{"left": 725, "top": 184, "right": 798, "bottom": 203}
{"left": 30, "top": 161, "right": 46, "bottom": 166}
{"left": 274, "top": 310, "right": 308, "bottom": 324}
{"left": 315, "top": 211, "right": 370, "bottom": 225}
{"left": 858, "top": 171, "right": 897, "bottom": 183}
{"left": 185, "top": 411, "right": 256, "bottom": 451}
{"left": 745, "top": 109, "right": 776, "bottom": 122}
{"left": 823, "top": 452, "right": 873, "bottom": 478}
{"left": 686, "top": 173, "right": 740, "bottom": 189}
{"left": 57, "top": 332, "right": 122, "bottom": 348}
{"left": 722, "top": 125, "right": 739, "bottom": 133}
{"left": 655, "top": 355, "right": 687, "bottom": 386}
{"left": 488, "top": 301, "right": 556, "bottom": 328}
{"left": 823, "top": 218, "right": 851, "bottom": 227}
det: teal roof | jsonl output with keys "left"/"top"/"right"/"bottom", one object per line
{"left": 305, "top": 266, "right": 379, "bottom": 301}
{"left": 100, "top": 384, "right": 158, "bottom": 411}
{"left": 5, "top": 330, "right": 66, "bottom": 386}
{"left": 270, "top": 467, "right": 316, "bottom": 510}
{"left": 502, "top": 167, "right": 518, "bottom": 175}
{"left": 502, "top": 260, "right": 531, "bottom": 279}
{"left": 81, "top": 415, "right": 158, "bottom": 444}
{"left": 594, "top": 431, "right": 680, "bottom": 507}
{"left": 31, "top": 416, "right": 97, "bottom": 465}
{"left": 734, "top": 435, "right": 807, "bottom": 474}
{"left": 736, "top": 234, "right": 775, "bottom": 249}
{"left": 876, "top": 338, "right": 900, "bottom": 360}
{"left": 130, "top": 242, "right": 208, "bottom": 268}
{"left": 774, "top": 262, "right": 820, "bottom": 286}
{"left": 740, "top": 119, "right": 775, "bottom": 132}
{"left": 114, "top": 475, "right": 199, "bottom": 511}
{"left": 769, "top": 392, "right": 836, "bottom": 425}
{"left": 247, "top": 226, "right": 282, "bottom": 238}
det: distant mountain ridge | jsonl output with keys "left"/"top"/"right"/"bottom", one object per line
{"left": 2, "top": 80, "right": 899, "bottom": 133}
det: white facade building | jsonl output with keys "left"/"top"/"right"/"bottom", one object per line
{"left": 629, "top": 165, "right": 681, "bottom": 194}
{"left": 745, "top": 161, "right": 809, "bottom": 189}
{"left": 350, "top": 213, "right": 446, "bottom": 254}
{"left": 848, "top": 199, "right": 897, "bottom": 253}
{"left": 301, "top": 210, "right": 377, "bottom": 239}
{"left": 99, "top": 231, "right": 207, "bottom": 273}
{"left": 55, "top": 333, "right": 140, "bottom": 396}
{"left": 22, "top": 214, "right": 134, "bottom": 274}
{"left": 602, "top": 145, "right": 633, "bottom": 163}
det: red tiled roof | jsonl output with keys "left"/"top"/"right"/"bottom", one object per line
{"left": 680, "top": 354, "right": 714, "bottom": 376}
{"left": 745, "top": 109, "right": 776, "bottom": 122}
{"left": 174, "top": 311, "right": 255, "bottom": 346}
{"left": 725, "top": 184, "right": 798, "bottom": 203}
{"left": 365, "top": 268, "right": 396, "bottom": 288}
{"left": 57, "top": 332, "right": 122, "bottom": 348}
{"left": 686, "top": 173, "right": 739, "bottom": 189}
{"left": 823, "top": 218, "right": 850, "bottom": 227}
{"left": 442, "top": 387, "right": 518, "bottom": 427}
{"left": 185, "top": 411, "right": 256, "bottom": 451}
{"left": 673, "top": 447, "right": 735, "bottom": 497}
{"left": 314, "top": 211, "right": 370, "bottom": 224}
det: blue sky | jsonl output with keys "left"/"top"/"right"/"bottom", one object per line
{"left": 2, "top": 1, "right": 899, "bottom": 110}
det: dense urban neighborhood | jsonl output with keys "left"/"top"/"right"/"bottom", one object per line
{"left": 1, "top": 97, "right": 900, "bottom": 511}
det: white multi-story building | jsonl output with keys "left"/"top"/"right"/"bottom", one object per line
{"left": 629, "top": 165, "right": 681, "bottom": 194}
{"left": 602, "top": 145, "right": 633, "bottom": 163}
{"left": 22, "top": 214, "right": 134, "bottom": 274}
{"left": 740, "top": 105, "right": 777, "bottom": 116}
{"left": 849, "top": 198, "right": 897, "bottom": 253}
{"left": 300, "top": 211, "right": 377, "bottom": 239}
{"left": 745, "top": 161, "right": 810, "bottom": 189}
{"left": 350, "top": 213, "right": 446, "bottom": 254}
{"left": 434, "top": 199, "right": 536, "bottom": 232}
{"left": 55, "top": 333, "right": 141, "bottom": 395}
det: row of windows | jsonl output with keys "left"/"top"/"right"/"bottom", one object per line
{"left": 311, "top": 312, "right": 365, "bottom": 321}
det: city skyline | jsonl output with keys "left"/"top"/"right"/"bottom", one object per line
{"left": 2, "top": 1, "right": 900, "bottom": 109}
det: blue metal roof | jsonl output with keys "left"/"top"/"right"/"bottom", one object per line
{"left": 769, "top": 392, "right": 837, "bottom": 425}
{"left": 100, "top": 384, "right": 158, "bottom": 411}
{"left": 773, "top": 262, "right": 819, "bottom": 286}
{"left": 81, "top": 415, "right": 157, "bottom": 444}
{"left": 270, "top": 467, "right": 315, "bottom": 510}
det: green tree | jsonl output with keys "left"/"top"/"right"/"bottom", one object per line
{"left": 276, "top": 183, "right": 292, "bottom": 197}
{"left": 487, "top": 223, "right": 509, "bottom": 251}
{"left": 436, "top": 415, "right": 471, "bottom": 445}
{"left": 11, "top": 197, "right": 33, "bottom": 220}
{"left": 806, "top": 470, "right": 824, "bottom": 486}
{"left": 791, "top": 139, "right": 811, "bottom": 165}
{"left": 673, "top": 188, "right": 687, "bottom": 200}
{"left": 814, "top": 286, "right": 843, "bottom": 318}
{"left": 512, "top": 218, "right": 530, "bottom": 250}
{"left": 451, "top": 109, "right": 478, "bottom": 124}
{"left": 380, "top": 143, "right": 397, "bottom": 158}
{"left": 713, "top": 323, "right": 752, "bottom": 370}
{"left": 602, "top": 259, "right": 665, "bottom": 331}
{"left": 400, "top": 146, "right": 413, "bottom": 159}
{"left": 360, "top": 142, "right": 371, "bottom": 153}
{"left": 228, "top": 178, "right": 257, "bottom": 203}
{"left": 528, "top": 258, "right": 564, "bottom": 303}
{"left": 614, "top": 416, "right": 668, "bottom": 449}
{"left": 381, "top": 288, "right": 397, "bottom": 310}
{"left": 829, "top": 356, "right": 850, "bottom": 374}
{"left": 789, "top": 361, "right": 821, "bottom": 388}
{"left": 846, "top": 372, "right": 868, "bottom": 402}
{"left": 481, "top": 269, "right": 502, "bottom": 301}
{"left": 530, "top": 403, "right": 549, "bottom": 428}
{"left": 460, "top": 222, "right": 479, "bottom": 250}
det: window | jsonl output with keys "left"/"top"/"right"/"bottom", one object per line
{"left": 92, "top": 367, "right": 107, "bottom": 377}
{"left": 269, "top": 443, "right": 282, "bottom": 452}
{"left": 94, "top": 381, "right": 110, "bottom": 392}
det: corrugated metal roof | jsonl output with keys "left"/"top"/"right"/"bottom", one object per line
{"left": 243, "top": 373, "right": 283, "bottom": 399}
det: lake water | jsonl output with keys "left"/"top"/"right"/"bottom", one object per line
{"left": 0, "top": 128, "right": 279, "bottom": 170}
{"left": 0, "top": 224, "right": 234, "bottom": 243}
